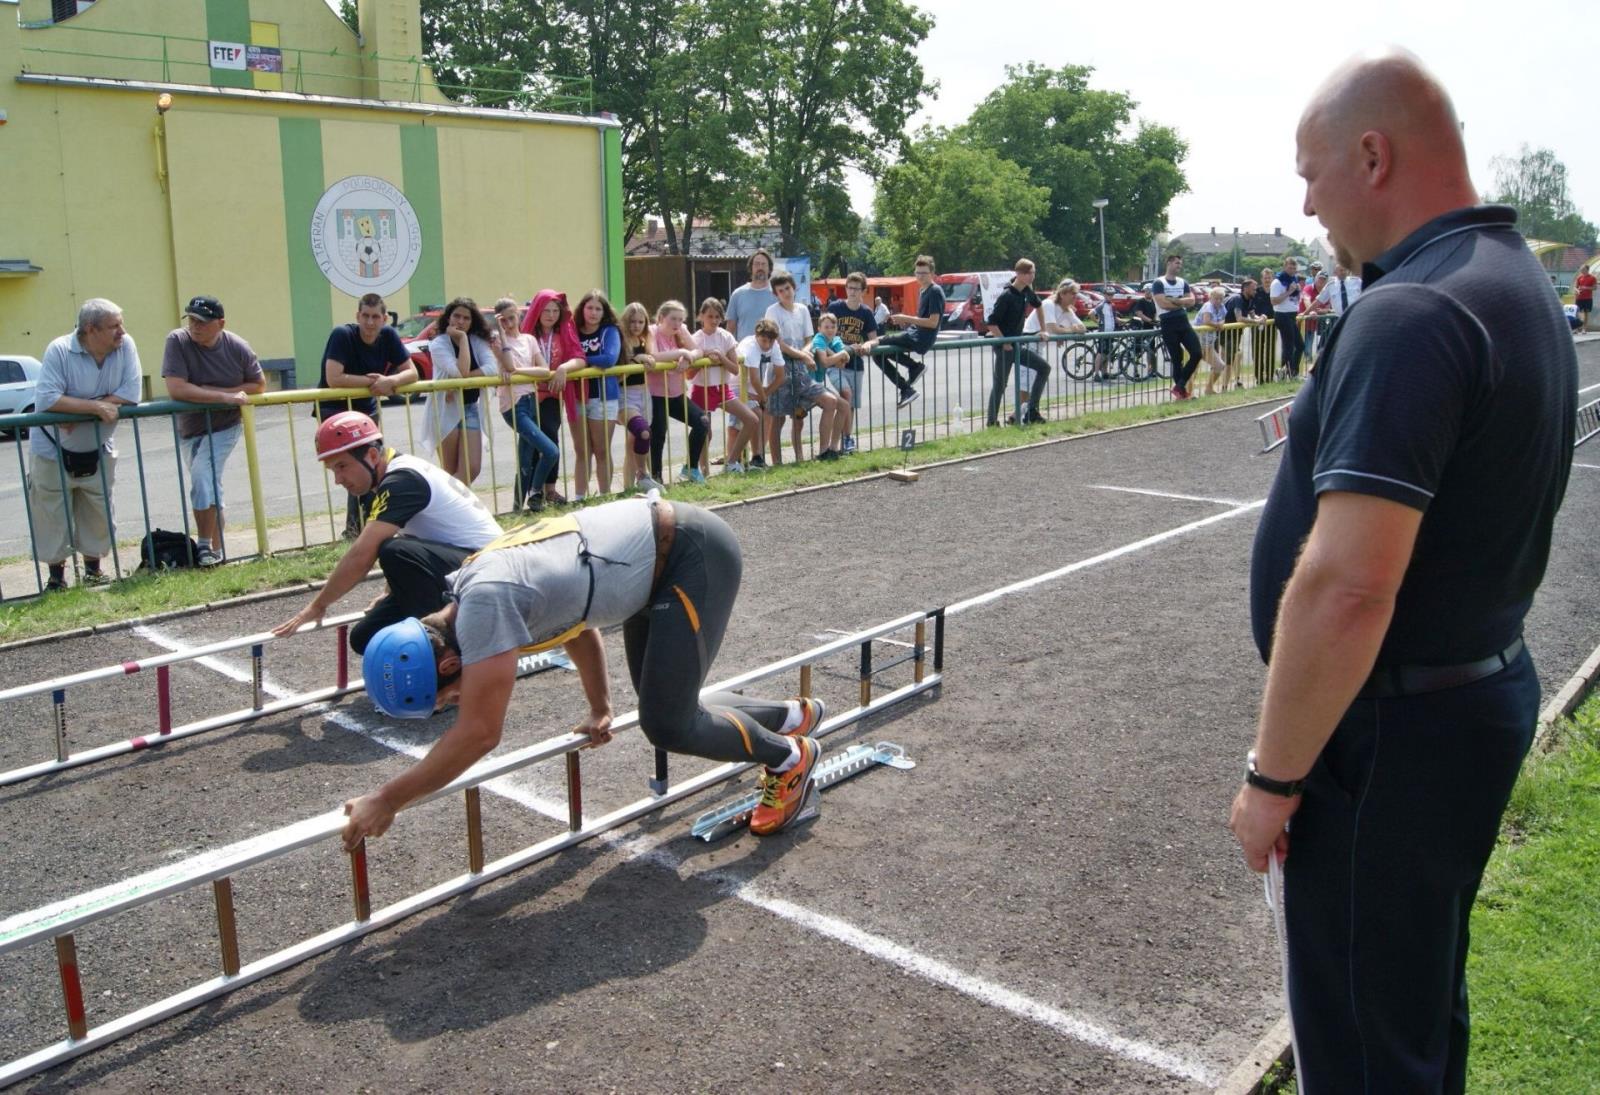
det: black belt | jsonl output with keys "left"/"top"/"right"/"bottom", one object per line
{"left": 1357, "top": 637, "right": 1524, "bottom": 700}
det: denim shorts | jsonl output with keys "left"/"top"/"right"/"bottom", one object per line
{"left": 584, "top": 396, "right": 620, "bottom": 422}
{"left": 184, "top": 423, "right": 242, "bottom": 511}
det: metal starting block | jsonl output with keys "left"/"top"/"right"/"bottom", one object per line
{"left": 690, "top": 741, "right": 916, "bottom": 842}
{"left": 516, "top": 650, "right": 574, "bottom": 677}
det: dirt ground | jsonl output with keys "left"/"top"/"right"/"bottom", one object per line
{"left": 2, "top": 346, "right": 1597, "bottom": 1092}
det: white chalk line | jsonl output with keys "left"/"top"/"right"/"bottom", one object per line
{"left": 945, "top": 498, "right": 1266, "bottom": 617}
{"left": 132, "top": 613, "right": 1219, "bottom": 1083}
{"left": 1088, "top": 484, "right": 1253, "bottom": 506}
{"left": 1573, "top": 462, "right": 1600, "bottom": 471}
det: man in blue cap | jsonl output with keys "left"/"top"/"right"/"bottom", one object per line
{"left": 343, "top": 497, "right": 826, "bottom": 849}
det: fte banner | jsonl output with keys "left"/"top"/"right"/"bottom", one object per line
{"left": 208, "top": 42, "right": 283, "bottom": 73}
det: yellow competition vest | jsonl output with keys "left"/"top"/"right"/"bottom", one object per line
{"left": 462, "top": 515, "right": 596, "bottom": 653}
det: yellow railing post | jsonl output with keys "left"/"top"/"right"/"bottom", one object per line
{"left": 240, "top": 403, "right": 271, "bottom": 559}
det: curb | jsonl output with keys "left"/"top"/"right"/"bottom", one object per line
{"left": 4, "top": 394, "right": 1287, "bottom": 649}
{"left": 1216, "top": 1015, "right": 1292, "bottom": 1094}
{"left": 1224, "top": 633, "right": 1600, "bottom": 1091}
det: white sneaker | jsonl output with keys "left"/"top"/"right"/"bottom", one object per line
{"left": 725, "top": 461, "right": 744, "bottom": 474}
{"left": 196, "top": 547, "right": 223, "bottom": 567}
{"left": 636, "top": 475, "right": 664, "bottom": 495}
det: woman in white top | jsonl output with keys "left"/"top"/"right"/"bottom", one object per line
{"left": 1019, "top": 279, "right": 1088, "bottom": 416}
{"left": 424, "top": 297, "right": 498, "bottom": 484}
{"left": 1196, "top": 286, "right": 1233, "bottom": 395}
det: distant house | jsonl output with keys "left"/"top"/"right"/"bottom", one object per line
{"left": 623, "top": 216, "right": 786, "bottom": 313}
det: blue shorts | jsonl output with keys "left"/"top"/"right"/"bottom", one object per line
{"left": 184, "top": 423, "right": 241, "bottom": 511}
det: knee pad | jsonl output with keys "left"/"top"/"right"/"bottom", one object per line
{"left": 628, "top": 415, "right": 651, "bottom": 453}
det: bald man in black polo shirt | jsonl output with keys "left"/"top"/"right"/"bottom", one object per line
{"left": 1229, "top": 48, "right": 1576, "bottom": 1091}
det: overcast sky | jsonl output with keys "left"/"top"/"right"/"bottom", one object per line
{"left": 852, "top": 0, "right": 1598, "bottom": 252}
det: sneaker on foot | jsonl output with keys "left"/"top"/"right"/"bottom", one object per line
{"left": 681, "top": 466, "right": 707, "bottom": 484}
{"left": 749, "top": 735, "right": 822, "bottom": 836}
{"left": 45, "top": 574, "right": 67, "bottom": 593}
{"left": 749, "top": 455, "right": 768, "bottom": 469}
{"left": 896, "top": 387, "right": 919, "bottom": 409}
{"left": 818, "top": 449, "right": 840, "bottom": 462}
{"left": 725, "top": 460, "right": 744, "bottom": 474}
{"left": 636, "top": 474, "right": 664, "bottom": 494}
{"left": 842, "top": 435, "right": 857, "bottom": 454}
{"left": 788, "top": 696, "right": 826, "bottom": 738}
{"left": 196, "top": 547, "right": 223, "bottom": 567}
{"left": 81, "top": 569, "right": 112, "bottom": 587}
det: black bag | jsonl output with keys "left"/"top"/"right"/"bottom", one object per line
{"left": 46, "top": 428, "right": 101, "bottom": 478}
{"left": 138, "top": 529, "right": 202, "bottom": 571}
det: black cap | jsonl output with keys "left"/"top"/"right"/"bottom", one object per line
{"left": 184, "top": 295, "right": 224, "bottom": 321}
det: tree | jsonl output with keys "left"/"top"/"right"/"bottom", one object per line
{"left": 750, "top": 0, "right": 934, "bottom": 255}
{"left": 637, "top": 0, "right": 763, "bottom": 255}
{"left": 871, "top": 134, "right": 1050, "bottom": 272}
{"left": 1490, "top": 145, "right": 1597, "bottom": 248}
{"left": 961, "top": 64, "right": 1187, "bottom": 277}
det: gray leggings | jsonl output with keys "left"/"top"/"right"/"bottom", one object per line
{"left": 622, "top": 505, "right": 794, "bottom": 769}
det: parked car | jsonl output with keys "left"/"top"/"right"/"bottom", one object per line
{"left": 935, "top": 273, "right": 984, "bottom": 330}
{"left": 394, "top": 308, "right": 443, "bottom": 389}
{"left": 1079, "top": 282, "right": 1144, "bottom": 316}
{"left": 0, "top": 354, "right": 43, "bottom": 438}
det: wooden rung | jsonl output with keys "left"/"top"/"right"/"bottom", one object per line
{"left": 348, "top": 842, "right": 371, "bottom": 922}
{"left": 212, "top": 877, "right": 240, "bottom": 977}
{"left": 565, "top": 753, "right": 582, "bottom": 832}
{"left": 914, "top": 621, "right": 927, "bottom": 683}
{"left": 799, "top": 664, "right": 812, "bottom": 699}
{"left": 465, "top": 787, "right": 484, "bottom": 874}
{"left": 54, "top": 934, "right": 88, "bottom": 1041}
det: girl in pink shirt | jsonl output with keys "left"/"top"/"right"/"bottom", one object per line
{"left": 648, "top": 301, "right": 711, "bottom": 484}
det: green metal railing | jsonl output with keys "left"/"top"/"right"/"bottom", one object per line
{"left": 18, "top": 25, "right": 593, "bottom": 113}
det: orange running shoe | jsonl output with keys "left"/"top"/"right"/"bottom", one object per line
{"left": 788, "top": 697, "right": 826, "bottom": 738}
{"left": 749, "top": 735, "right": 822, "bottom": 836}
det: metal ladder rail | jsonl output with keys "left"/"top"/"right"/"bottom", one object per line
{"left": 0, "top": 608, "right": 946, "bottom": 1086}
{"left": 1576, "top": 397, "right": 1600, "bottom": 447}
{"left": 1255, "top": 402, "right": 1294, "bottom": 453}
{"left": 0, "top": 614, "right": 362, "bottom": 785}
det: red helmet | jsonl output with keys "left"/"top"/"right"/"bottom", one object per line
{"left": 315, "top": 411, "right": 382, "bottom": 460}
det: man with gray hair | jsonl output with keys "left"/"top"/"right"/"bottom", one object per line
{"left": 1230, "top": 49, "right": 1576, "bottom": 1089}
{"left": 28, "top": 298, "right": 143, "bottom": 591}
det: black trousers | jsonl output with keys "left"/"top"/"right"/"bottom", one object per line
{"left": 623, "top": 504, "right": 792, "bottom": 769}
{"left": 349, "top": 536, "right": 474, "bottom": 654}
{"left": 1285, "top": 648, "right": 1539, "bottom": 1092}
{"left": 986, "top": 344, "right": 1051, "bottom": 425}
{"left": 1160, "top": 317, "right": 1202, "bottom": 393}
{"left": 872, "top": 331, "right": 926, "bottom": 392}
{"left": 1274, "top": 312, "right": 1305, "bottom": 376}
{"left": 648, "top": 393, "right": 709, "bottom": 481}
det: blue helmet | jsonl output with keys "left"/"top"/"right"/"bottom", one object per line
{"left": 362, "top": 617, "right": 436, "bottom": 719}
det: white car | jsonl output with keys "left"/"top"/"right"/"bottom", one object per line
{"left": 0, "top": 354, "right": 42, "bottom": 438}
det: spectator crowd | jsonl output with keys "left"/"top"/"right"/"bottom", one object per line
{"left": 20, "top": 249, "right": 1361, "bottom": 592}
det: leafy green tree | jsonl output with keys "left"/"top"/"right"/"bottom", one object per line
{"left": 638, "top": 0, "right": 763, "bottom": 255}
{"left": 750, "top": 0, "right": 934, "bottom": 255}
{"left": 1491, "top": 145, "right": 1597, "bottom": 248}
{"left": 961, "top": 64, "right": 1187, "bottom": 277}
{"left": 871, "top": 134, "right": 1049, "bottom": 272}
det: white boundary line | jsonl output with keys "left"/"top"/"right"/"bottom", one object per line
{"left": 1088, "top": 484, "right": 1253, "bottom": 506}
{"left": 946, "top": 499, "right": 1265, "bottom": 617}
{"left": 1574, "top": 462, "right": 1600, "bottom": 471}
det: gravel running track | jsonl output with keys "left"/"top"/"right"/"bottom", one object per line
{"left": 1, "top": 345, "right": 1596, "bottom": 1092}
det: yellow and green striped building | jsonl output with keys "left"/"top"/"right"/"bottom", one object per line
{"left": 0, "top": 0, "right": 623, "bottom": 390}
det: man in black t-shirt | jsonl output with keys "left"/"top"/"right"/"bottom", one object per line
{"left": 1229, "top": 50, "right": 1577, "bottom": 1092}
{"left": 316, "top": 292, "right": 417, "bottom": 422}
{"left": 983, "top": 258, "right": 1051, "bottom": 426}
{"left": 316, "top": 292, "right": 417, "bottom": 536}
{"left": 860, "top": 255, "right": 944, "bottom": 408}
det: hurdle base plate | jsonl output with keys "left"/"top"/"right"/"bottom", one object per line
{"left": 690, "top": 742, "right": 915, "bottom": 842}
{"left": 887, "top": 469, "right": 920, "bottom": 483}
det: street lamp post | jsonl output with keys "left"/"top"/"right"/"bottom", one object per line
{"left": 1092, "top": 198, "right": 1110, "bottom": 287}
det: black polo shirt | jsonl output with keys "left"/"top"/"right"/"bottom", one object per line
{"left": 1250, "top": 205, "right": 1577, "bottom": 666}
